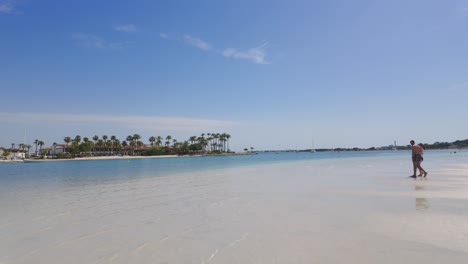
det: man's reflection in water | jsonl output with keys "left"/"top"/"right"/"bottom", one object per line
{"left": 415, "top": 184, "right": 430, "bottom": 211}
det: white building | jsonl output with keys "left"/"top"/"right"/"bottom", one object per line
{"left": 47, "top": 145, "right": 68, "bottom": 155}
{"left": 0, "top": 149, "right": 26, "bottom": 160}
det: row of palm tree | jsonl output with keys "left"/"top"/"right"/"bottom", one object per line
{"left": 2, "top": 133, "right": 235, "bottom": 158}
{"left": 185, "top": 133, "right": 232, "bottom": 152}
{"left": 51, "top": 133, "right": 233, "bottom": 156}
{"left": 33, "top": 139, "right": 45, "bottom": 155}
{"left": 2, "top": 140, "right": 46, "bottom": 157}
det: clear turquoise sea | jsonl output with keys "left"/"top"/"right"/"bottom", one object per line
{"left": 0, "top": 150, "right": 463, "bottom": 190}
{"left": 2, "top": 149, "right": 468, "bottom": 263}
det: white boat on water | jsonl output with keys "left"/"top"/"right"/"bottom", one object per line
{"left": 310, "top": 140, "right": 317, "bottom": 153}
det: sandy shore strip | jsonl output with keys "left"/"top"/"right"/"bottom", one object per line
{"left": 1, "top": 155, "right": 190, "bottom": 162}
{"left": 0, "top": 152, "right": 254, "bottom": 163}
{"left": 1, "top": 154, "right": 468, "bottom": 263}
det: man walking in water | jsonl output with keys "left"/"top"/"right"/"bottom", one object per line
{"left": 410, "top": 140, "right": 427, "bottom": 178}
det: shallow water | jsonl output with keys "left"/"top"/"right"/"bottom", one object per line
{"left": 1, "top": 151, "right": 468, "bottom": 263}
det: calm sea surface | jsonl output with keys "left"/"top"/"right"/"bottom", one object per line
{"left": 0, "top": 150, "right": 461, "bottom": 189}
{"left": 1, "top": 149, "right": 468, "bottom": 263}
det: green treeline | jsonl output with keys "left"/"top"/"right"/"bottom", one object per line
{"left": 59, "top": 133, "right": 232, "bottom": 157}
{"left": 2, "top": 133, "right": 232, "bottom": 159}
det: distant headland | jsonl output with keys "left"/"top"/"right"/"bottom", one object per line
{"left": 259, "top": 139, "right": 468, "bottom": 153}
{"left": 0, "top": 133, "right": 257, "bottom": 161}
{"left": 1, "top": 135, "right": 467, "bottom": 162}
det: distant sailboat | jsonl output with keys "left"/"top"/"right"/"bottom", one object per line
{"left": 310, "top": 140, "right": 316, "bottom": 153}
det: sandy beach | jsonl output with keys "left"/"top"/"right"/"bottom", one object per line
{"left": 1, "top": 153, "right": 468, "bottom": 263}
{"left": 1, "top": 155, "right": 182, "bottom": 163}
{"left": 0, "top": 152, "right": 254, "bottom": 163}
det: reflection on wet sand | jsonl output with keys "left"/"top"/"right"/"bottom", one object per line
{"left": 415, "top": 184, "right": 430, "bottom": 211}
{"left": 3, "top": 154, "right": 468, "bottom": 263}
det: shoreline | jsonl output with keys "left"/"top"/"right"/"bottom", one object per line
{"left": 0, "top": 152, "right": 255, "bottom": 163}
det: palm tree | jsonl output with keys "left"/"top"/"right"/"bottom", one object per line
{"left": 126, "top": 135, "right": 133, "bottom": 143}
{"left": 64, "top": 137, "right": 71, "bottom": 147}
{"left": 92, "top": 135, "right": 99, "bottom": 153}
{"left": 213, "top": 133, "right": 220, "bottom": 151}
{"left": 26, "top": 145, "right": 32, "bottom": 158}
{"left": 38, "top": 141, "right": 45, "bottom": 155}
{"left": 74, "top": 135, "right": 81, "bottom": 145}
{"left": 19, "top": 144, "right": 26, "bottom": 158}
{"left": 82, "top": 138, "right": 90, "bottom": 155}
{"left": 202, "top": 137, "right": 209, "bottom": 152}
{"left": 113, "top": 139, "right": 121, "bottom": 154}
{"left": 165, "top": 135, "right": 172, "bottom": 147}
{"left": 181, "top": 141, "right": 190, "bottom": 154}
{"left": 149, "top": 136, "right": 156, "bottom": 147}
{"left": 206, "top": 133, "right": 211, "bottom": 150}
{"left": 137, "top": 141, "right": 144, "bottom": 149}
{"left": 100, "top": 135, "right": 108, "bottom": 153}
{"left": 122, "top": 140, "right": 128, "bottom": 155}
{"left": 207, "top": 136, "right": 213, "bottom": 152}
{"left": 96, "top": 139, "right": 104, "bottom": 153}
{"left": 226, "top": 134, "right": 231, "bottom": 152}
{"left": 126, "top": 135, "right": 134, "bottom": 155}
{"left": 156, "top": 136, "right": 162, "bottom": 146}
{"left": 129, "top": 140, "right": 136, "bottom": 155}
{"left": 189, "top": 136, "right": 197, "bottom": 145}
{"left": 110, "top": 135, "right": 116, "bottom": 154}
{"left": 173, "top": 141, "right": 181, "bottom": 150}
{"left": 220, "top": 133, "right": 227, "bottom": 152}
{"left": 133, "top": 134, "right": 141, "bottom": 145}
{"left": 34, "top": 139, "right": 39, "bottom": 155}
{"left": 198, "top": 134, "right": 205, "bottom": 151}
{"left": 132, "top": 134, "right": 141, "bottom": 154}
{"left": 19, "top": 143, "right": 25, "bottom": 152}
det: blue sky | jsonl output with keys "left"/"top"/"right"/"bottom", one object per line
{"left": 1, "top": 0, "right": 468, "bottom": 150}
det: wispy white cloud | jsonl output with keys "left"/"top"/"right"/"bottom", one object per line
{"left": 0, "top": 0, "right": 14, "bottom": 13}
{"left": 161, "top": 31, "right": 269, "bottom": 64}
{"left": 183, "top": 35, "right": 211, "bottom": 51}
{"left": 0, "top": 112, "right": 237, "bottom": 131}
{"left": 115, "top": 24, "right": 139, "bottom": 33}
{"left": 72, "top": 33, "right": 127, "bottom": 49}
{"left": 222, "top": 42, "right": 269, "bottom": 64}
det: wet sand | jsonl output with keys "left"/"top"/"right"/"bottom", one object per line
{"left": 1, "top": 154, "right": 468, "bottom": 263}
